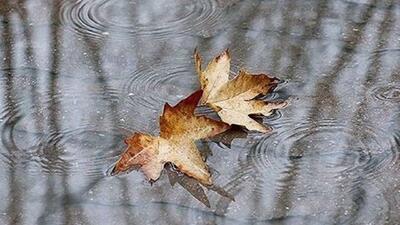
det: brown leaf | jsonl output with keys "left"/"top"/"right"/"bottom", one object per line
{"left": 112, "top": 90, "right": 230, "bottom": 185}
{"left": 194, "top": 49, "right": 288, "bottom": 132}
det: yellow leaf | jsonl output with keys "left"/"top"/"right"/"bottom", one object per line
{"left": 194, "top": 49, "right": 288, "bottom": 132}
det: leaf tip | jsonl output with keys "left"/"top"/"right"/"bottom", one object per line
{"left": 260, "top": 126, "right": 273, "bottom": 133}
{"left": 163, "top": 102, "right": 173, "bottom": 112}
{"left": 108, "top": 164, "right": 118, "bottom": 176}
{"left": 175, "top": 90, "right": 203, "bottom": 109}
{"left": 193, "top": 47, "right": 199, "bottom": 56}
{"left": 194, "top": 48, "right": 202, "bottom": 74}
{"left": 215, "top": 49, "right": 230, "bottom": 62}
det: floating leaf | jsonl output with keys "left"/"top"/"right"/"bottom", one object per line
{"left": 112, "top": 90, "right": 230, "bottom": 185}
{"left": 194, "top": 49, "right": 288, "bottom": 132}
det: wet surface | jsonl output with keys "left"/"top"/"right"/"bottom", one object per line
{"left": 0, "top": 0, "right": 399, "bottom": 224}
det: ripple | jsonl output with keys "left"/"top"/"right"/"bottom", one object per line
{"left": 0, "top": 92, "right": 128, "bottom": 176}
{"left": 255, "top": 109, "right": 283, "bottom": 124}
{"left": 29, "top": 126, "right": 125, "bottom": 176}
{"left": 123, "top": 62, "right": 198, "bottom": 111}
{"left": 0, "top": 67, "right": 138, "bottom": 176}
{"left": 249, "top": 119, "right": 399, "bottom": 191}
{"left": 370, "top": 82, "right": 400, "bottom": 103}
{"left": 123, "top": 60, "right": 246, "bottom": 112}
{"left": 0, "top": 67, "right": 51, "bottom": 167}
{"left": 216, "top": 120, "right": 398, "bottom": 222}
{"left": 60, "top": 0, "right": 226, "bottom": 39}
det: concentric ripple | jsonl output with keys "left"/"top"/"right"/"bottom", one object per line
{"left": 60, "top": 0, "right": 226, "bottom": 39}
{"left": 123, "top": 62, "right": 198, "bottom": 111}
{"left": 29, "top": 126, "right": 125, "bottom": 176}
{"left": 0, "top": 67, "right": 138, "bottom": 176}
{"left": 0, "top": 67, "right": 53, "bottom": 168}
{"left": 0, "top": 91, "right": 128, "bottom": 176}
{"left": 123, "top": 61, "right": 244, "bottom": 111}
{"left": 370, "top": 82, "right": 400, "bottom": 103}
{"left": 249, "top": 119, "right": 399, "bottom": 190}
{"left": 215, "top": 120, "right": 398, "bottom": 221}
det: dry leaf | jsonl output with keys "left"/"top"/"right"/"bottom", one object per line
{"left": 112, "top": 90, "right": 230, "bottom": 185}
{"left": 194, "top": 49, "right": 288, "bottom": 132}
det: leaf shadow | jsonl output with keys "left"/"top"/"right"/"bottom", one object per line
{"left": 165, "top": 163, "right": 234, "bottom": 208}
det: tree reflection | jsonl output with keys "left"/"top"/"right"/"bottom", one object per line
{"left": 0, "top": 0, "right": 399, "bottom": 224}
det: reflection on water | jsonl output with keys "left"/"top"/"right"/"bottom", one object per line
{"left": 0, "top": 0, "right": 399, "bottom": 224}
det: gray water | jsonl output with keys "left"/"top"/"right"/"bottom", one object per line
{"left": 0, "top": 0, "right": 400, "bottom": 224}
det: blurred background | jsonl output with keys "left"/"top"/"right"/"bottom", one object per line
{"left": 0, "top": 0, "right": 399, "bottom": 224}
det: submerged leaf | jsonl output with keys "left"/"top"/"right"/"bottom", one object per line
{"left": 165, "top": 163, "right": 234, "bottom": 208}
{"left": 165, "top": 163, "right": 211, "bottom": 207}
{"left": 194, "top": 49, "right": 288, "bottom": 132}
{"left": 209, "top": 125, "right": 248, "bottom": 148}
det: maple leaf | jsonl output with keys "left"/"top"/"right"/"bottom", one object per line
{"left": 112, "top": 90, "right": 230, "bottom": 185}
{"left": 194, "top": 49, "right": 288, "bottom": 132}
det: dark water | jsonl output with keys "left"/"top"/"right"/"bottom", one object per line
{"left": 0, "top": 0, "right": 399, "bottom": 224}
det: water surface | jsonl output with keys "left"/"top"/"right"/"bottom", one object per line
{"left": 0, "top": 0, "right": 399, "bottom": 224}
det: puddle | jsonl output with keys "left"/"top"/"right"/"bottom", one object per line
{"left": 0, "top": 0, "right": 399, "bottom": 224}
